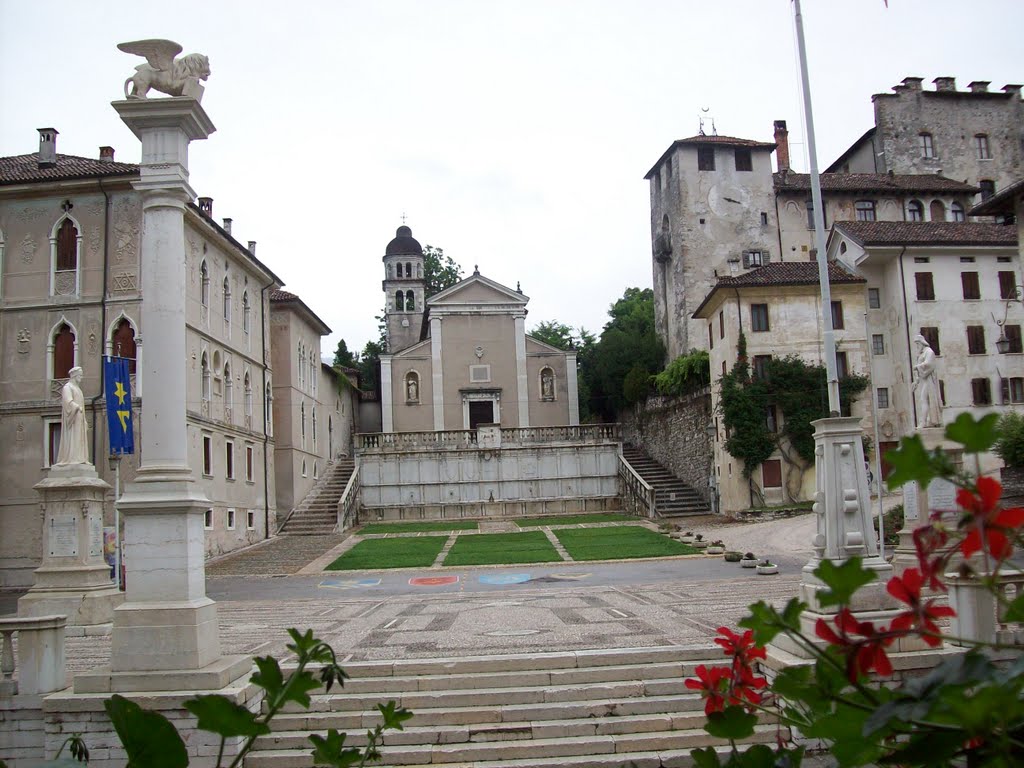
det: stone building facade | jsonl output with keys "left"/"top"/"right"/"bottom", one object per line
{"left": 827, "top": 77, "right": 1023, "bottom": 196}
{"left": 376, "top": 226, "right": 580, "bottom": 433}
{"left": 828, "top": 220, "right": 1021, "bottom": 475}
{"left": 692, "top": 262, "right": 870, "bottom": 511}
{"left": 269, "top": 289, "right": 358, "bottom": 522}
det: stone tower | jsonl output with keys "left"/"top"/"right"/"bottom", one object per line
{"left": 382, "top": 225, "right": 425, "bottom": 353}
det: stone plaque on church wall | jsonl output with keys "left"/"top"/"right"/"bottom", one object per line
{"left": 903, "top": 482, "right": 920, "bottom": 521}
{"left": 89, "top": 513, "right": 104, "bottom": 558}
{"left": 49, "top": 514, "right": 78, "bottom": 557}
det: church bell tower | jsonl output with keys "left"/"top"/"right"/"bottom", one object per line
{"left": 382, "top": 225, "right": 426, "bottom": 353}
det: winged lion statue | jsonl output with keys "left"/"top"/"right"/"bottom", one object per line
{"left": 118, "top": 39, "right": 211, "bottom": 102}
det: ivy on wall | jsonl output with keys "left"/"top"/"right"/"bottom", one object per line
{"left": 719, "top": 332, "right": 869, "bottom": 479}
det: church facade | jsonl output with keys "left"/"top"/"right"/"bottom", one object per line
{"left": 376, "top": 227, "right": 580, "bottom": 433}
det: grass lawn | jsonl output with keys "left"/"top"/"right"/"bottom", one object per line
{"left": 555, "top": 526, "right": 699, "bottom": 561}
{"left": 326, "top": 536, "right": 448, "bottom": 570}
{"left": 443, "top": 531, "right": 562, "bottom": 566}
{"left": 359, "top": 520, "right": 479, "bottom": 535}
{"left": 515, "top": 513, "right": 637, "bottom": 528}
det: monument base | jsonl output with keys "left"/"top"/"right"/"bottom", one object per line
{"left": 17, "top": 581, "right": 123, "bottom": 637}
{"left": 109, "top": 597, "right": 222, "bottom": 673}
{"left": 74, "top": 652, "right": 252, "bottom": 694}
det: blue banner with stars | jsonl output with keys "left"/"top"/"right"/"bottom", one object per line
{"left": 104, "top": 356, "right": 135, "bottom": 455}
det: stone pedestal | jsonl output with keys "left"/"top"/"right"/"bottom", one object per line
{"left": 772, "top": 418, "right": 899, "bottom": 660}
{"left": 74, "top": 96, "right": 248, "bottom": 694}
{"left": 891, "top": 427, "right": 956, "bottom": 575}
{"left": 18, "top": 465, "right": 123, "bottom": 635}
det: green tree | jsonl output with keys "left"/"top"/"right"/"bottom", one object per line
{"left": 584, "top": 288, "right": 664, "bottom": 420}
{"left": 422, "top": 245, "right": 463, "bottom": 298}
{"left": 358, "top": 340, "right": 384, "bottom": 393}
{"left": 529, "top": 321, "right": 593, "bottom": 351}
{"left": 332, "top": 338, "right": 358, "bottom": 369}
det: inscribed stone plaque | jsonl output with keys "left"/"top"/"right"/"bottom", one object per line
{"left": 928, "top": 477, "right": 957, "bottom": 512}
{"left": 89, "top": 513, "right": 104, "bottom": 558}
{"left": 903, "top": 482, "right": 920, "bottom": 521}
{"left": 49, "top": 514, "right": 78, "bottom": 557}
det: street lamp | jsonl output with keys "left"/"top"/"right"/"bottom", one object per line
{"left": 706, "top": 420, "right": 719, "bottom": 515}
{"left": 994, "top": 286, "right": 1024, "bottom": 354}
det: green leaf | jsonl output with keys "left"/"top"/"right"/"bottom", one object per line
{"left": 705, "top": 706, "right": 757, "bottom": 740}
{"left": 945, "top": 412, "right": 999, "bottom": 454}
{"left": 104, "top": 694, "right": 188, "bottom": 768}
{"left": 1003, "top": 591, "right": 1024, "bottom": 623}
{"left": 690, "top": 746, "right": 723, "bottom": 768}
{"left": 739, "top": 598, "right": 805, "bottom": 647}
{"left": 377, "top": 700, "right": 414, "bottom": 730}
{"left": 813, "top": 558, "right": 877, "bottom": 608}
{"left": 884, "top": 435, "right": 937, "bottom": 490}
{"left": 184, "top": 694, "right": 270, "bottom": 738}
{"left": 879, "top": 731, "right": 966, "bottom": 765}
{"left": 736, "top": 744, "right": 801, "bottom": 768}
{"left": 308, "top": 729, "right": 362, "bottom": 768}
{"left": 281, "top": 669, "right": 323, "bottom": 709}
{"left": 251, "top": 655, "right": 284, "bottom": 697}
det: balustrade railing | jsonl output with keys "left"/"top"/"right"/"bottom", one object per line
{"left": 358, "top": 423, "right": 620, "bottom": 453}
{"left": 336, "top": 462, "right": 361, "bottom": 532}
{"left": 618, "top": 453, "right": 656, "bottom": 519}
{"left": 948, "top": 567, "right": 1024, "bottom": 646}
{"left": 0, "top": 615, "right": 67, "bottom": 696}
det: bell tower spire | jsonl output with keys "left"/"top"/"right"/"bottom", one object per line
{"left": 382, "top": 224, "right": 425, "bottom": 352}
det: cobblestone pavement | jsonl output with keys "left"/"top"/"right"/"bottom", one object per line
{"left": 205, "top": 533, "right": 347, "bottom": 576}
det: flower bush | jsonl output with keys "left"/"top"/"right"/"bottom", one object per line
{"left": 684, "top": 413, "right": 1024, "bottom": 767}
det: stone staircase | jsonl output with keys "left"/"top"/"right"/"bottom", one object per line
{"left": 246, "top": 646, "right": 780, "bottom": 767}
{"left": 621, "top": 446, "right": 710, "bottom": 518}
{"left": 277, "top": 458, "right": 356, "bottom": 535}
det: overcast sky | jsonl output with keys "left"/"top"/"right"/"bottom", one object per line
{"left": 3, "top": 1, "right": 1022, "bottom": 358}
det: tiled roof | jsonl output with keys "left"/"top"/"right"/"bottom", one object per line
{"left": 269, "top": 289, "right": 299, "bottom": 302}
{"left": 692, "top": 262, "right": 863, "bottom": 318}
{"left": 269, "top": 288, "right": 331, "bottom": 335}
{"left": 969, "top": 178, "right": 1024, "bottom": 216}
{"left": 0, "top": 153, "right": 138, "bottom": 185}
{"left": 833, "top": 221, "right": 1017, "bottom": 247}
{"left": 644, "top": 135, "right": 775, "bottom": 179}
{"left": 774, "top": 172, "right": 976, "bottom": 194}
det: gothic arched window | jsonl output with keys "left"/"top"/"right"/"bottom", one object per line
{"left": 200, "top": 260, "right": 210, "bottom": 307}
{"left": 52, "top": 216, "right": 81, "bottom": 296}
{"left": 405, "top": 290, "right": 415, "bottom": 311}
{"left": 111, "top": 317, "right": 137, "bottom": 374}
{"left": 242, "top": 291, "right": 251, "bottom": 335}
{"left": 53, "top": 323, "right": 76, "bottom": 379}
{"left": 201, "top": 352, "right": 211, "bottom": 402}
{"left": 395, "top": 290, "right": 404, "bottom": 312}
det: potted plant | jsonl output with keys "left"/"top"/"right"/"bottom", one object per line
{"left": 679, "top": 531, "right": 695, "bottom": 544}
{"left": 723, "top": 550, "right": 742, "bottom": 562}
{"left": 705, "top": 539, "right": 725, "bottom": 555}
{"left": 756, "top": 558, "right": 778, "bottom": 575}
{"left": 692, "top": 533, "right": 708, "bottom": 549}
{"left": 740, "top": 552, "right": 758, "bottom": 569}
{"left": 995, "top": 412, "right": 1024, "bottom": 505}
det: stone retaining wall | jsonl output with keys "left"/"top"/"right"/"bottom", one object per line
{"left": 619, "top": 388, "right": 713, "bottom": 504}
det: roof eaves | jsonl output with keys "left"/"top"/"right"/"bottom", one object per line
{"left": 824, "top": 127, "right": 876, "bottom": 173}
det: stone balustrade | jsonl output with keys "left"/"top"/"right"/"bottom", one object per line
{"left": 336, "top": 462, "right": 361, "bottom": 532}
{"left": 358, "top": 423, "right": 620, "bottom": 453}
{"left": 618, "top": 454, "right": 656, "bottom": 519}
{"left": 0, "top": 615, "right": 67, "bottom": 696}
{"left": 947, "top": 567, "right": 1024, "bottom": 646}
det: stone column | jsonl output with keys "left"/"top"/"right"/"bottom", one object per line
{"left": 566, "top": 351, "right": 579, "bottom": 426}
{"left": 75, "top": 97, "right": 248, "bottom": 693}
{"left": 514, "top": 314, "right": 529, "bottom": 427}
{"left": 430, "top": 316, "right": 444, "bottom": 430}
{"left": 380, "top": 355, "right": 393, "bottom": 433}
{"left": 18, "top": 466, "right": 122, "bottom": 635}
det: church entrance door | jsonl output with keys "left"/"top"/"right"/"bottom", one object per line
{"left": 468, "top": 401, "right": 494, "bottom": 429}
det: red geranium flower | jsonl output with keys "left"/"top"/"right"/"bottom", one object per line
{"left": 816, "top": 608, "right": 895, "bottom": 682}
{"left": 956, "top": 477, "right": 1024, "bottom": 561}
{"left": 913, "top": 522, "right": 951, "bottom": 592}
{"left": 729, "top": 664, "right": 768, "bottom": 708}
{"left": 887, "top": 567, "right": 956, "bottom": 647}
{"left": 684, "top": 664, "right": 731, "bottom": 714}
{"left": 714, "top": 626, "right": 767, "bottom": 668}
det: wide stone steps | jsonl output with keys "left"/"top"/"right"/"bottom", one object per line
{"left": 622, "top": 447, "right": 710, "bottom": 518}
{"left": 247, "top": 647, "right": 780, "bottom": 767}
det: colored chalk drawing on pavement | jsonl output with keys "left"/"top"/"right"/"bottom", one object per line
{"left": 319, "top": 577, "right": 382, "bottom": 590}
{"left": 409, "top": 575, "right": 459, "bottom": 586}
{"left": 479, "top": 573, "right": 532, "bottom": 585}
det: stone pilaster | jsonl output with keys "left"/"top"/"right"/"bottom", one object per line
{"left": 566, "top": 351, "right": 580, "bottom": 426}
{"left": 380, "top": 355, "right": 393, "bottom": 433}
{"left": 430, "top": 316, "right": 444, "bottom": 430}
{"left": 514, "top": 314, "right": 529, "bottom": 427}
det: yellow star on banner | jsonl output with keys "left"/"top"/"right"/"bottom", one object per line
{"left": 113, "top": 381, "right": 127, "bottom": 405}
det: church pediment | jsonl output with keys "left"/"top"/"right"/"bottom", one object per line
{"left": 428, "top": 273, "right": 529, "bottom": 309}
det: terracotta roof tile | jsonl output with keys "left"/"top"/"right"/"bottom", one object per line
{"left": 645, "top": 135, "right": 775, "bottom": 179}
{"left": 269, "top": 289, "right": 299, "bottom": 302}
{"left": 774, "top": 172, "right": 976, "bottom": 194}
{"left": 692, "top": 262, "right": 863, "bottom": 318}
{"left": 834, "top": 221, "right": 1016, "bottom": 247}
{"left": 0, "top": 152, "right": 138, "bottom": 185}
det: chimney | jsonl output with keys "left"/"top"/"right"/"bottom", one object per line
{"left": 99, "top": 146, "right": 115, "bottom": 162}
{"left": 37, "top": 127, "right": 58, "bottom": 168}
{"left": 933, "top": 76, "right": 956, "bottom": 92}
{"left": 247, "top": 240, "right": 256, "bottom": 255}
{"left": 773, "top": 120, "right": 790, "bottom": 172}
{"left": 222, "top": 217, "right": 233, "bottom": 235}
{"left": 197, "top": 197, "right": 213, "bottom": 217}
{"left": 968, "top": 81, "right": 991, "bottom": 93}
{"left": 1003, "top": 84, "right": 1023, "bottom": 97}
{"left": 900, "top": 77, "right": 924, "bottom": 91}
